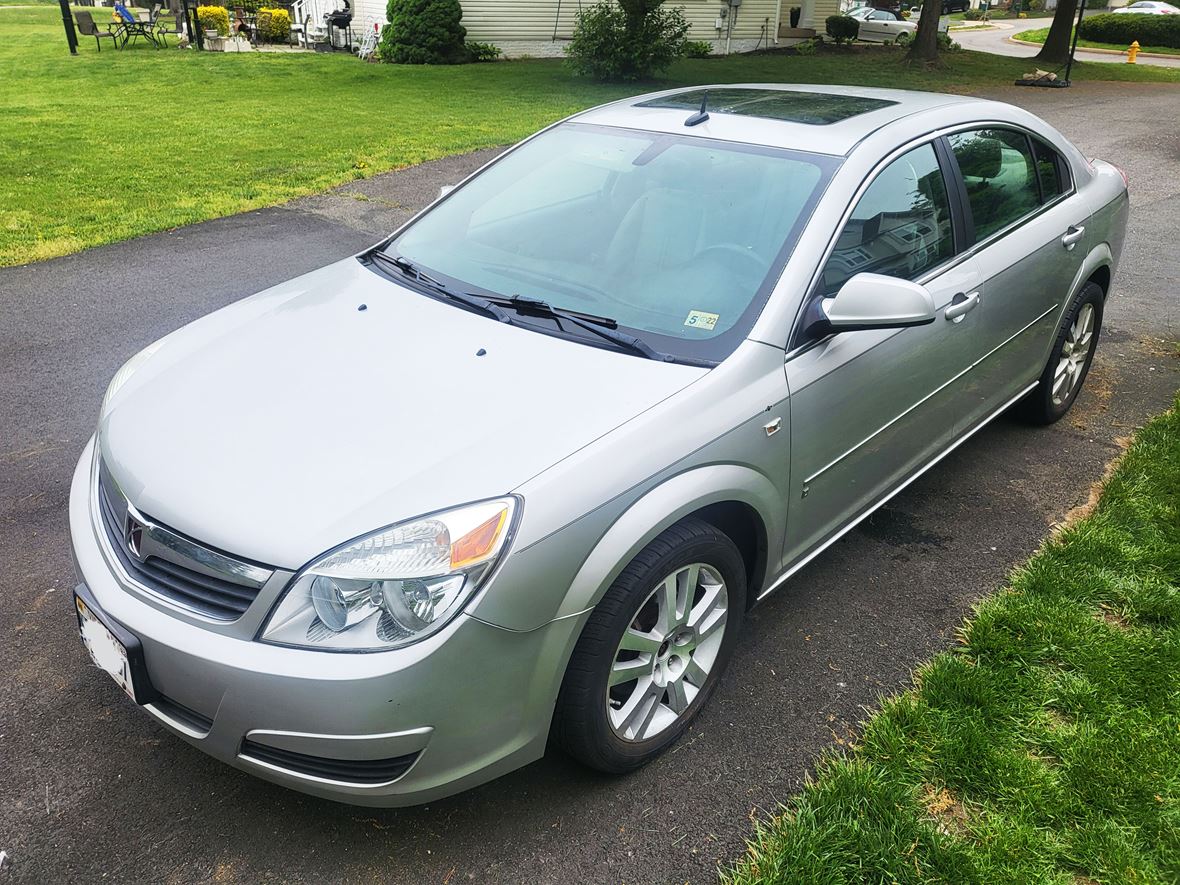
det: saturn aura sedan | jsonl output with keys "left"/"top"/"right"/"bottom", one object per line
{"left": 71, "top": 85, "right": 1128, "bottom": 806}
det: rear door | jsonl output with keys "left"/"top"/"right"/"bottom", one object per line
{"left": 782, "top": 141, "right": 982, "bottom": 567}
{"left": 942, "top": 127, "right": 1092, "bottom": 431}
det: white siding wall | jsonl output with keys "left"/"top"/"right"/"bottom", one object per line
{"left": 349, "top": 0, "right": 785, "bottom": 57}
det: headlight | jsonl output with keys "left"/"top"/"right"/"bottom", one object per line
{"left": 259, "top": 497, "right": 518, "bottom": 651}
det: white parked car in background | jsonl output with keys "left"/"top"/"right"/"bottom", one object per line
{"left": 847, "top": 6, "right": 918, "bottom": 42}
{"left": 1112, "top": 1, "right": 1179, "bottom": 12}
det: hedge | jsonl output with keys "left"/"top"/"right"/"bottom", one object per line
{"left": 196, "top": 5, "right": 230, "bottom": 35}
{"left": 1078, "top": 12, "right": 1180, "bottom": 48}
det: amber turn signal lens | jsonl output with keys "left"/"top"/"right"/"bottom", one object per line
{"left": 450, "top": 508, "right": 508, "bottom": 569}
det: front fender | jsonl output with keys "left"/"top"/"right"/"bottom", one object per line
{"left": 550, "top": 464, "right": 783, "bottom": 622}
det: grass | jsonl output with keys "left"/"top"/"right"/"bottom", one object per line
{"left": 1017, "top": 25, "right": 1180, "bottom": 55}
{"left": 2, "top": 6, "right": 1179, "bottom": 267}
{"left": 726, "top": 394, "right": 1180, "bottom": 884}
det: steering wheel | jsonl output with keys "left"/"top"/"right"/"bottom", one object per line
{"left": 693, "top": 244, "right": 767, "bottom": 279}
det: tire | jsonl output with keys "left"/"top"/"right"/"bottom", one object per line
{"left": 1016, "top": 281, "right": 1104, "bottom": 425}
{"left": 554, "top": 518, "right": 746, "bottom": 774}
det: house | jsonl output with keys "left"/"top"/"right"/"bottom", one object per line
{"left": 346, "top": 0, "right": 841, "bottom": 58}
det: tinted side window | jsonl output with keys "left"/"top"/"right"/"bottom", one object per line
{"left": 820, "top": 143, "right": 954, "bottom": 296}
{"left": 1032, "top": 136, "right": 1067, "bottom": 201}
{"left": 948, "top": 128, "right": 1039, "bottom": 241}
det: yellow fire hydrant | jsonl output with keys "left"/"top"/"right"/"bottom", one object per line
{"left": 1127, "top": 40, "right": 1141, "bottom": 63}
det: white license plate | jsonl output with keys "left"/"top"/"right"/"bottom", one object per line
{"left": 76, "top": 595, "right": 137, "bottom": 703}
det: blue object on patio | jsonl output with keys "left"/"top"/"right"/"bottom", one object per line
{"left": 114, "top": 3, "right": 136, "bottom": 22}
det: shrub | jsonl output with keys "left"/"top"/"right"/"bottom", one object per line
{"left": 197, "top": 4, "right": 229, "bottom": 36}
{"left": 379, "top": 0, "right": 467, "bottom": 64}
{"left": 963, "top": 6, "right": 986, "bottom": 19}
{"left": 465, "top": 40, "right": 501, "bottom": 61}
{"left": 895, "top": 28, "right": 913, "bottom": 44}
{"left": 793, "top": 36, "right": 819, "bottom": 54}
{"left": 937, "top": 30, "right": 961, "bottom": 49}
{"left": 825, "top": 14, "right": 859, "bottom": 43}
{"left": 1078, "top": 11, "right": 1180, "bottom": 47}
{"left": 255, "top": 7, "right": 290, "bottom": 42}
{"left": 566, "top": 0, "right": 689, "bottom": 81}
{"left": 684, "top": 39, "right": 713, "bottom": 57}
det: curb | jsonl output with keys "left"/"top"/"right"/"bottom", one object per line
{"left": 1007, "top": 34, "right": 1179, "bottom": 59}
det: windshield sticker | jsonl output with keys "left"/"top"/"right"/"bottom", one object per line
{"left": 684, "top": 310, "right": 720, "bottom": 331}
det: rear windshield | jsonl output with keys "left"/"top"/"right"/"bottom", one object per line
{"left": 384, "top": 123, "right": 837, "bottom": 363}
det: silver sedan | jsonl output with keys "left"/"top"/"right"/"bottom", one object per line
{"left": 70, "top": 85, "right": 1128, "bottom": 806}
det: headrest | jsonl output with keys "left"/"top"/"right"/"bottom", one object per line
{"left": 955, "top": 137, "right": 1003, "bottom": 180}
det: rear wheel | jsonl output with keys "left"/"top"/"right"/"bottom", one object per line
{"left": 1017, "top": 281, "right": 1103, "bottom": 425}
{"left": 554, "top": 518, "right": 746, "bottom": 773}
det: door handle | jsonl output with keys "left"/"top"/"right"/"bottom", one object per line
{"left": 944, "top": 291, "right": 979, "bottom": 323}
{"left": 1061, "top": 225, "right": 1085, "bottom": 250}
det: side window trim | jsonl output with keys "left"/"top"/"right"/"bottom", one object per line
{"left": 934, "top": 135, "right": 974, "bottom": 250}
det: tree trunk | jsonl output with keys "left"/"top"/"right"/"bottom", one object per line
{"left": 906, "top": 0, "right": 942, "bottom": 63}
{"left": 1035, "top": 0, "right": 1079, "bottom": 64}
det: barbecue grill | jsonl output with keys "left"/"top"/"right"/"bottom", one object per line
{"left": 325, "top": 0, "right": 351, "bottom": 50}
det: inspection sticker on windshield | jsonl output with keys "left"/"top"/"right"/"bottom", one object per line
{"left": 684, "top": 310, "right": 719, "bottom": 331}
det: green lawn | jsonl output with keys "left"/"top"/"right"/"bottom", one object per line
{"left": 727, "top": 393, "right": 1180, "bottom": 884}
{"left": 2, "top": 6, "right": 1179, "bottom": 266}
{"left": 1017, "top": 25, "right": 1180, "bottom": 56}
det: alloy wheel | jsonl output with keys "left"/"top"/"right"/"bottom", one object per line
{"left": 607, "top": 563, "right": 728, "bottom": 742}
{"left": 1052, "top": 302, "right": 1095, "bottom": 407}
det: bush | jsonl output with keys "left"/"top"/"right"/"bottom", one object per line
{"left": 1078, "top": 11, "right": 1180, "bottom": 47}
{"left": 963, "top": 6, "right": 986, "bottom": 19}
{"left": 684, "top": 39, "right": 713, "bottom": 57}
{"left": 465, "top": 40, "right": 501, "bottom": 61}
{"left": 895, "top": 28, "right": 913, "bottom": 44}
{"left": 937, "top": 30, "right": 961, "bottom": 49}
{"left": 255, "top": 7, "right": 290, "bottom": 42}
{"left": 793, "top": 36, "right": 819, "bottom": 54}
{"left": 566, "top": 0, "right": 689, "bottom": 80}
{"left": 825, "top": 14, "right": 859, "bottom": 43}
{"left": 197, "top": 4, "right": 229, "bottom": 36}
{"left": 379, "top": 0, "right": 467, "bottom": 64}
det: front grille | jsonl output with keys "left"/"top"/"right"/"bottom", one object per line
{"left": 240, "top": 739, "right": 420, "bottom": 785}
{"left": 96, "top": 462, "right": 269, "bottom": 621}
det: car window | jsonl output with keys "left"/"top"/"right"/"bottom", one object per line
{"left": 948, "top": 128, "right": 1040, "bottom": 241}
{"left": 820, "top": 143, "right": 954, "bottom": 296}
{"left": 1031, "top": 136, "right": 1068, "bottom": 202}
{"left": 387, "top": 123, "right": 837, "bottom": 364}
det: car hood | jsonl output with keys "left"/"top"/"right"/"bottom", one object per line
{"left": 99, "top": 259, "right": 706, "bottom": 569}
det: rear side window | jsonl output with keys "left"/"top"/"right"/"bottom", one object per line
{"left": 1031, "top": 136, "right": 1068, "bottom": 202}
{"left": 820, "top": 143, "right": 954, "bottom": 296}
{"left": 948, "top": 128, "right": 1040, "bottom": 241}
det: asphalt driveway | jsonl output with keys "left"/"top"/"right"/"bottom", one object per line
{"left": 1, "top": 82, "right": 1177, "bottom": 885}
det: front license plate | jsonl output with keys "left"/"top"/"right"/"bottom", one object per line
{"left": 76, "top": 594, "right": 137, "bottom": 703}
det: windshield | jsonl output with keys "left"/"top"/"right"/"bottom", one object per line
{"left": 383, "top": 123, "right": 836, "bottom": 363}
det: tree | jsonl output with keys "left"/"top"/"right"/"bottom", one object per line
{"left": 566, "top": 0, "right": 689, "bottom": 81}
{"left": 906, "top": 0, "right": 942, "bottom": 63}
{"left": 1035, "top": 0, "right": 1079, "bottom": 64}
{"left": 378, "top": 0, "right": 467, "bottom": 64}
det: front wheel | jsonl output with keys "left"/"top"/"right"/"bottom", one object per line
{"left": 554, "top": 518, "right": 746, "bottom": 773}
{"left": 1017, "top": 281, "right": 1103, "bottom": 425}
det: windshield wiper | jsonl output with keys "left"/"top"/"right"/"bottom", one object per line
{"left": 367, "top": 251, "right": 512, "bottom": 324}
{"left": 499, "top": 295, "right": 675, "bottom": 362}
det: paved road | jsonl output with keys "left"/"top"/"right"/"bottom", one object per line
{"left": 954, "top": 16, "right": 1180, "bottom": 68}
{"left": 2, "top": 83, "right": 1178, "bottom": 885}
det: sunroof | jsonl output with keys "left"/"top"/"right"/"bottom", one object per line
{"left": 636, "top": 89, "right": 897, "bottom": 126}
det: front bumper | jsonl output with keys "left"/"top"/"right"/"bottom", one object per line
{"left": 68, "top": 438, "right": 581, "bottom": 806}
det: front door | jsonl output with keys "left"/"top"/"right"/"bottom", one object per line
{"left": 782, "top": 141, "right": 983, "bottom": 570}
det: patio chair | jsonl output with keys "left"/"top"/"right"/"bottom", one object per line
{"left": 233, "top": 6, "right": 257, "bottom": 42}
{"left": 74, "top": 10, "right": 120, "bottom": 50}
{"left": 154, "top": 11, "right": 185, "bottom": 46}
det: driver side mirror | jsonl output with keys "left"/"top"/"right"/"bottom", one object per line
{"left": 807, "top": 273, "right": 936, "bottom": 337}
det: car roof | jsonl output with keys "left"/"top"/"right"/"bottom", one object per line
{"left": 572, "top": 84, "right": 981, "bottom": 157}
